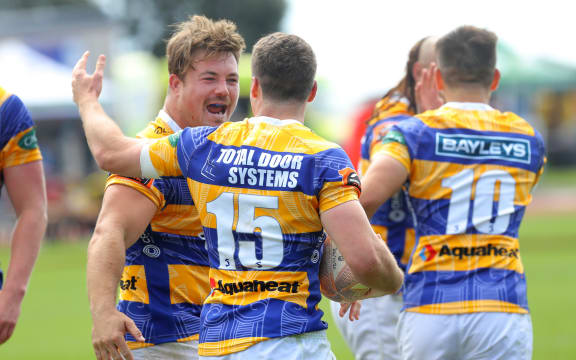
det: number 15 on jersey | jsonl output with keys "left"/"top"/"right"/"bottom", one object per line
{"left": 207, "top": 192, "right": 284, "bottom": 270}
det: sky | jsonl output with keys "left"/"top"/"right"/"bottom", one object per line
{"left": 283, "top": 0, "right": 575, "bottom": 114}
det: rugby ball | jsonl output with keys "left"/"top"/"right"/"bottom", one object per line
{"left": 319, "top": 234, "right": 377, "bottom": 302}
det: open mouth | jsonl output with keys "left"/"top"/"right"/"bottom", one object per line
{"left": 207, "top": 103, "right": 227, "bottom": 115}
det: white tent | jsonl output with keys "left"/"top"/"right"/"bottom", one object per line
{"left": 0, "top": 39, "right": 112, "bottom": 120}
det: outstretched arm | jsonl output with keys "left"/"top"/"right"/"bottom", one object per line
{"left": 360, "top": 154, "right": 408, "bottom": 219}
{"left": 0, "top": 161, "right": 47, "bottom": 344}
{"left": 71, "top": 52, "right": 143, "bottom": 177}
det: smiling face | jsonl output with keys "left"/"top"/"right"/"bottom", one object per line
{"left": 167, "top": 50, "right": 239, "bottom": 128}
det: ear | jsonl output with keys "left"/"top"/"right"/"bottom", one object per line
{"left": 434, "top": 67, "right": 444, "bottom": 91}
{"left": 307, "top": 81, "right": 317, "bottom": 102}
{"left": 250, "top": 77, "right": 260, "bottom": 99}
{"left": 490, "top": 69, "right": 501, "bottom": 91}
{"left": 168, "top": 74, "right": 182, "bottom": 93}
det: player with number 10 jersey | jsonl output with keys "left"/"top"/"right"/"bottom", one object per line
{"left": 375, "top": 102, "right": 546, "bottom": 315}
{"left": 140, "top": 117, "right": 361, "bottom": 356}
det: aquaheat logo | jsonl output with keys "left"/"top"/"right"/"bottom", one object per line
{"left": 119, "top": 276, "right": 138, "bottom": 291}
{"left": 420, "top": 243, "right": 519, "bottom": 262}
{"left": 419, "top": 244, "right": 437, "bottom": 262}
{"left": 210, "top": 278, "right": 300, "bottom": 296}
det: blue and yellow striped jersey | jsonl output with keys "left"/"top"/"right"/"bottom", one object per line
{"left": 0, "top": 86, "right": 42, "bottom": 188}
{"left": 106, "top": 111, "right": 209, "bottom": 349}
{"left": 376, "top": 102, "right": 546, "bottom": 315}
{"left": 141, "top": 116, "right": 360, "bottom": 356}
{"left": 360, "top": 95, "right": 415, "bottom": 271}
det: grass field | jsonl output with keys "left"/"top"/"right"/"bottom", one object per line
{"left": 0, "top": 212, "right": 574, "bottom": 359}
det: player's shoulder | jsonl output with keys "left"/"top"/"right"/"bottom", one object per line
{"left": 138, "top": 117, "right": 173, "bottom": 139}
{"left": 0, "top": 88, "right": 34, "bottom": 138}
{"left": 0, "top": 86, "right": 11, "bottom": 107}
{"left": 369, "top": 93, "right": 413, "bottom": 124}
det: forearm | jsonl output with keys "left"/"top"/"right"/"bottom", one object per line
{"left": 86, "top": 226, "right": 126, "bottom": 315}
{"left": 3, "top": 208, "right": 47, "bottom": 298}
{"left": 322, "top": 201, "right": 402, "bottom": 294}
{"left": 361, "top": 237, "right": 404, "bottom": 294}
{"left": 77, "top": 100, "right": 142, "bottom": 177}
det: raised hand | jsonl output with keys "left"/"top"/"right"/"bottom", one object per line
{"left": 415, "top": 63, "right": 444, "bottom": 113}
{"left": 71, "top": 51, "right": 106, "bottom": 106}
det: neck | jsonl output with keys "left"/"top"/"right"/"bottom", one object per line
{"left": 442, "top": 85, "right": 492, "bottom": 104}
{"left": 254, "top": 100, "right": 307, "bottom": 123}
{"left": 163, "top": 98, "right": 187, "bottom": 129}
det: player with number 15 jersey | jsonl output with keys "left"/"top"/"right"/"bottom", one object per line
{"left": 139, "top": 116, "right": 361, "bottom": 356}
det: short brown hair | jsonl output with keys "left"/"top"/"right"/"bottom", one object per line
{"left": 251, "top": 33, "right": 317, "bottom": 102}
{"left": 166, "top": 15, "right": 246, "bottom": 79}
{"left": 437, "top": 26, "right": 497, "bottom": 88}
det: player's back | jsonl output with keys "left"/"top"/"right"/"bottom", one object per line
{"left": 175, "top": 116, "right": 359, "bottom": 355}
{"left": 386, "top": 102, "right": 545, "bottom": 315}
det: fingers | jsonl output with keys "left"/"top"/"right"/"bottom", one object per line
{"left": 338, "top": 302, "right": 351, "bottom": 318}
{"left": 0, "top": 323, "right": 15, "bottom": 344}
{"left": 94, "top": 55, "right": 107, "bottom": 79}
{"left": 114, "top": 339, "right": 134, "bottom": 360}
{"left": 73, "top": 51, "right": 90, "bottom": 75}
{"left": 94, "top": 338, "right": 129, "bottom": 360}
{"left": 349, "top": 301, "right": 362, "bottom": 321}
{"left": 125, "top": 318, "right": 145, "bottom": 342}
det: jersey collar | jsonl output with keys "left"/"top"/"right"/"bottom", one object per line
{"left": 157, "top": 109, "right": 182, "bottom": 132}
{"left": 441, "top": 102, "right": 495, "bottom": 111}
{"left": 248, "top": 116, "right": 302, "bottom": 127}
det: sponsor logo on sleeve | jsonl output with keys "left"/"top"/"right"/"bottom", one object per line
{"left": 382, "top": 130, "right": 406, "bottom": 145}
{"left": 435, "top": 133, "right": 530, "bottom": 164}
{"left": 338, "top": 167, "right": 361, "bottom": 191}
{"left": 18, "top": 129, "right": 39, "bottom": 150}
{"left": 168, "top": 132, "right": 181, "bottom": 147}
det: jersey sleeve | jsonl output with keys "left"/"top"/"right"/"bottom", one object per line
{"left": 140, "top": 131, "right": 183, "bottom": 178}
{"left": 105, "top": 174, "right": 165, "bottom": 209}
{"left": 0, "top": 93, "right": 42, "bottom": 168}
{"left": 371, "top": 118, "right": 425, "bottom": 173}
{"left": 140, "top": 126, "right": 218, "bottom": 179}
{"left": 314, "top": 148, "right": 361, "bottom": 213}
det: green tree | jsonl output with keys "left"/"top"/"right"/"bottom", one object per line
{"left": 0, "top": 0, "right": 91, "bottom": 8}
{"left": 121, "top": 0, "right": 287, "bottom": 56}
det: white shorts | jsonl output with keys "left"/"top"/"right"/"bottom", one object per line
{"left": 131, "top": 340, "right": 198, "bottom": 360}
{"left": 330, "top": 294, "right": 403, "bottom": 360}
{"left": 397, "top": 312, "right": 533, "bottom": 360}
{"left": 200, "top": 330, "right": 334, "bottom": 360}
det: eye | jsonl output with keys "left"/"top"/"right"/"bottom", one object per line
{"left": 227, "top": 78, "right": 238, "bottom": 85}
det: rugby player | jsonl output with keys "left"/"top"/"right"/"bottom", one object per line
{"left": 360, "top": 26, "right": 545, "bottom": 360}
{"left": 331, "top": 35, "right": 442, "bottom": 360}
{"left": 0, "top": 87, "right": 47, "bottom": 344}
{"left": 72, "top": 32, "right": 403, "bottom": 359}
{"left": 85, "top": 16, "right": 245, "bottom": 360}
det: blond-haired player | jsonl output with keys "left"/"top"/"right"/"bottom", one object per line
{"left": 86, "top": 15, "right": 245, "bottom": 360}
